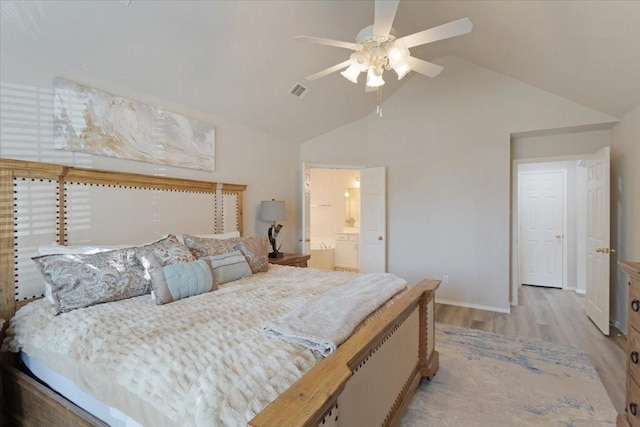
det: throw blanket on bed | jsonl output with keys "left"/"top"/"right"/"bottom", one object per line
{"left": 262, "top": 272, "right": 408, "bottom": 356}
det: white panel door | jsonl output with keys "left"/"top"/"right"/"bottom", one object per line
{"left": 520, "top": 171, "right": 565, "bottom": 288}
{"left": 586, "top": 147, "right": 610, "bottom": 336}
{"left": 300, "top": 163, "right": 311, "bottom": 254}
{"left": 359, "top": 167, "right": 386, "bottom": 273}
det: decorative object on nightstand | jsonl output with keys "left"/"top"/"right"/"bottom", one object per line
{"left": 619, "top": 261, "right": 640, "bottom": 427}
{"left": 269, "top": 253, "right": 311, "bottom": 268}
{"left": 260, "top": 199, "right": 286, "bottom": 258}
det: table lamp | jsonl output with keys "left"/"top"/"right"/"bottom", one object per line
{"left": 260, "top": 199, "right": 286, "bottom": 258}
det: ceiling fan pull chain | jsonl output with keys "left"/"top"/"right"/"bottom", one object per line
{"left": 377, "top": 87, "right": 383, "bottom": 117}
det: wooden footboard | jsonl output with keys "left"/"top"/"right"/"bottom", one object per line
{"left": 249, "top": 279, "right": 440, "bottom": 427}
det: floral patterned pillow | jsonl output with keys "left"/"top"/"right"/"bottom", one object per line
{"left": 33, "top": 248, "right": 150, "bottom": 314}
{"left": 182, "top": 234, "right": 241, "bottom": 259}
{"left": 134, "top": 234, "right": 196, "bottom": 265}
{"left": 32, "top": 235, "right": 195, "bottom": 314}
{"left": 235, "top": 236, "right": 270, "bottom": 274}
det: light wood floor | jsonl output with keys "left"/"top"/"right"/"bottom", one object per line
{"left": 434, "top": 284, "right": 627, "bottom": 414}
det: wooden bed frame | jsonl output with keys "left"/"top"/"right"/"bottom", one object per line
{"left": 0, "top": 158, "right": 440, "bottom": 427}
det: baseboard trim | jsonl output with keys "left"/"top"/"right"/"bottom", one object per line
{"left": 435, "top": 298, "right": 511, "bottom": 314}
{"left": 575, "top": 289, "right": 586, "bottom": 295}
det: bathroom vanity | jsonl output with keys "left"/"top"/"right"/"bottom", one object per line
{"left": 335, "top": 231, "right": 360, "bottom": 272}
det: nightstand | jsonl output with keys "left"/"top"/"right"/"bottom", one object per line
{"left": 269, "top": 253, "right": 311, "bottom": 268}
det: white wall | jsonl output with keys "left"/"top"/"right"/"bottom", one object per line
{"left": 301, "top": 56, "right": 617, "bottom": 312}
{"left": 610, "top": 103, "right": 640, "bottom": 332}
{"left": 301, "top": 119, "right": 369, "bottom": 166}
{"left": 512, "top": 129, "right": 611, "bottom": 159}
{"left": 0, "top": 50, "right": 300, "bottom": 252}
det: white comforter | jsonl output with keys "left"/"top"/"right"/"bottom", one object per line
{"left": 3, "top": 265, "right": 369, "bottom": 426}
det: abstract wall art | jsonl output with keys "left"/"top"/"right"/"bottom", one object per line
{"left": 53, "top": 78, "right": 215, "bottom": 171}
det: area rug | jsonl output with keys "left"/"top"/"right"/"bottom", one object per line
{"left": 400, "top": 323, "right": 618, "bottom": 426}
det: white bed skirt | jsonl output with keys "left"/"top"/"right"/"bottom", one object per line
{"left": 21, "top": 352, "right": 142, "bottom": 427}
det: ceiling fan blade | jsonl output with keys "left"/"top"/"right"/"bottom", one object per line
{"left": 295, "top": 36, "right": 358, "bottom": 50}
{"left": 306, "top": 59, "right": 352, "bottom": 81}
{"left": 373, "top": 0, "right": 400, "bottom": 39}
{"left": 365, "top": 84, "right": 377, "bottom": 93}
{"left": 398, "top": 18, "right": 472, "bottom": 48}
{"left": 407, "top": 57, "right": 444, "bottom": 78}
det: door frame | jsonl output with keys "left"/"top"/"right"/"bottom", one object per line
{"left": 517, "top": 168, "right": 567, "bottom": 289}
{"left": 511, "top": 155, "right": 586, "bottom": 306}
{"left": 300, "top": 163, "right": 364, "bottom": 254}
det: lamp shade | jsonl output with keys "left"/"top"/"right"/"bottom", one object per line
{"left": 260, "top": 200, "right": 286, "bottom": 222}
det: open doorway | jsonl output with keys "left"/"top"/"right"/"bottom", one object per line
{"left": 512, "top": 158, "right": 588, "bottom": 304}
{"left": 518, "top": 167, "right": 568, "bottom": 289}
{"left": 303, "top": 165, "right": 361, "bottom": 272}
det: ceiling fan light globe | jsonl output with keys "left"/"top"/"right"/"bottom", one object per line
{"left": 366, "top": 67, "right": 385, "bottom": 87}
{"left": 387, "top": 42, "right": 409, "bottom": 63}
{"left": 350, "top": 51, "right": 370, "bottom": 71}
{"left": 393, "top": 62, "right": 412, "bottom": 80}
{"left": 388, "top": 49, "right": 401, "bottom": 62}
{"left": 341, "top": 65, "right": 361, "bottom": 84}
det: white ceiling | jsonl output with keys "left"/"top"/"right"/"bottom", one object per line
{"left": 1, "top": 1, "right": 639, "bottom": 142}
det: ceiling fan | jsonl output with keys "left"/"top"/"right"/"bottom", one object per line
{"left": 296, "top": 0, "right": 472, "bottom": 89}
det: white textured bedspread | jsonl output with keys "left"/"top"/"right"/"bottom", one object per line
{"left": 3, "top": 265, "right": 377, "bottom": 427}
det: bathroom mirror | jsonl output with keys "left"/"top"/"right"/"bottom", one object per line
{"left": 344, "top": 187, "right": 360, "bottom": 228}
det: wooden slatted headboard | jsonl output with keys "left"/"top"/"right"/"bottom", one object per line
{"left": 0, "top": 157, "right": 246, "bottom": 329}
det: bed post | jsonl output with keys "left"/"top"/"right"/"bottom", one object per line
{"left": 0, "top": 170, "right": 15, "bottom": 337}
{"left": 419, "top": 279, "right": 440, "bottom": 378}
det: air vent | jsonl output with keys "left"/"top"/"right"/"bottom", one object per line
{"left": 289, "top": 83, "right": 310, "bottom": 100}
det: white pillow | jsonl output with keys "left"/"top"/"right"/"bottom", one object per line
{"left": 176, "top": 231, "right": 240, "bottom": 244}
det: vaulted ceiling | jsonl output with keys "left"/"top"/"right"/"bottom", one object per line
{"left": 1, "top": 1, "right": 639, "bottom": 142}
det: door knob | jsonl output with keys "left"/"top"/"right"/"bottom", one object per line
{"left": 378, "top": 236, "right": 383, "bottom": 241}
{"left": 595, "top": 248, "right": 603, "bottom": 253}
{"left": 555, "top": 234, "right": 561, "bottom": 239}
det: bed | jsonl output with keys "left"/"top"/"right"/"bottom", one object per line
{"left": 0, "top": 158, "right": 440, "bottom": 427}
